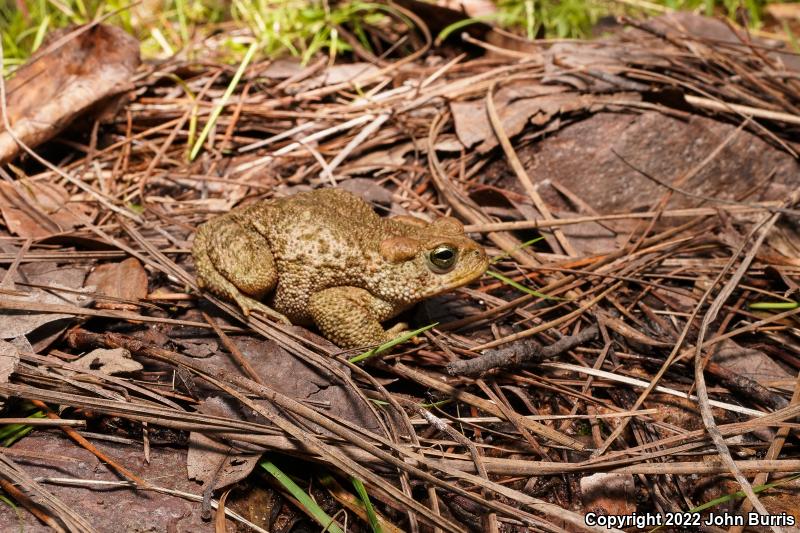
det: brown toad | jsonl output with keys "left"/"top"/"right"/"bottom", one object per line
{"left": 192, "top": 188, "right": 488, "bottom": 348}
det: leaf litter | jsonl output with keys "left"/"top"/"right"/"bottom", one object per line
{"left": 0, "top": 7, "right": 798, "bottom": 533}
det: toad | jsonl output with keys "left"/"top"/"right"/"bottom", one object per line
{"left": 192, "top": 188, "right": 488, "bottom": 348}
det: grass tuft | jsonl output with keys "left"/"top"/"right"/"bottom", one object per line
{"left": 351, "top": 477, "right": 382, "bottom": 533}
{"left": 3, "top": 0, "right": 791, "bottom": 75}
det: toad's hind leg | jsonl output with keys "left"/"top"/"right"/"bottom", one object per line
{"left": 193, "top": 215, "right": 288, "bottom": 323}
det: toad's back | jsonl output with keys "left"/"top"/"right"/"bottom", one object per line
{"left": 233, "top": 188, "right": 394, "bottom": 321}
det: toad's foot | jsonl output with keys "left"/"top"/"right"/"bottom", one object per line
{"left": 235, "top": 293, "right": 291, "bottom": 325}
{"left": 385, "top": 322, "right": 409, "bottom": 338}
{"left": 384, "top": 322, "right": 425, "bottom": 345}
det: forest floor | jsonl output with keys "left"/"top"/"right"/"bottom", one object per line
{"left": 0, "top": 4, "right": 799, "bottom": 532}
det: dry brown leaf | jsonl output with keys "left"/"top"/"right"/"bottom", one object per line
{"left": 712, "top": 339, "right": 793, "bottom": 387}
{"left": 294, "top": 62, "right": 382, "bottom": 93}
{"left": 347, "top": 142, "right": 413, "bottom": 173}
{"left": 0, "top": 180, "right": 91, "bottom": 238}
{"left": 174, "top": 338, "right": 219, "bottom": 358}
{"left": 260, "top": 58, "right": 306, "bottom": 79}
{"left": 346, "top": 136, "right": 463, "bottom": 175}
{"left": 85, "top": 258, "right": 148, "bottom": 310}
{"left": 0, "top": 262, "right": 92, "bottom": 344}
{"left": 765, "top": 221, "right": 800, "bottom": 264}
{"left": 0, "top": 340, "right": 19, "bottom": 410}
{"left": 72, "top": 348, "right": 143, "bottom": 375}
{"left": 0, "top": 23, "right": 140, "bottom": 164}
{"left": 187, "top": 397, "right": 262, "bottom": 491}
{"left": 232, "top": 337, "right": 388, "bottom": 435}
{"left": 489, "top": 110, "right": 798, "bottom": 215}
{"left": 451, "top": 83, "right": 633, "bottom": 152}
{"left": 337, "top": 178, "right": 395, "bottom": 205}
{"left": 0, "top": 431, "right": 217, "bottom": 531}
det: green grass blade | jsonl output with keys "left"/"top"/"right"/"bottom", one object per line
{"left": 189, "top": 41, "right": 257, "bottom": 160}
{"left": 0, "top": 411, "right": 45, "bottom": 447}
{"left": 490, "top": 236, "right": 545, "bottom": 264}
{"left": 748, "top": 301, "right": 798, "bottom": 310}
{"left": 436, "top": 16, "right": 493, "bottom": 43}
{"left": 348, "top": 322, "right": 438, "bottom": 364}
{"left": 351, "top": 477, "right": 381, "bottom": 533}
{"left": 260, "top": 459, "right": 344, "bottom": 533}
{"left": 487, "top": 269, "right": 563, "bottom": 300}
{"left": 418, "top": 398, "right": 452, "bottom": 408}
{"left": 174, "top": 0, "right": 190, "bottom": 45}
{"left": 31, "top": 15, "right": 50, "bottom": 52}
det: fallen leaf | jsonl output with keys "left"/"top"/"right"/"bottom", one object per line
{"left": 639, "top": 12, "right": 800, "bottom": 71}
{"left": 346, "top": 136, "right": 463, "bottom": 175}
{"left": 337, "top": 178, "right": 395, "bottom": 205}
{"left": 296, "top": 62, "right": 381, "bottom": 92}
{"left": 7, "top": 336, "right": 33, "bottom": 354}
{"left": 1, "top": 431, "right": 218, "bottom": 531}
{"left": 174, "top": 338, "right": 218, "bottom": 358}
{"left": 551, "top": 213, "right": 621, "bottom": 255}
{"left": 0, "top": 262, "right": 92, "bottom": 346}
{"left": 234, "top": 337, "right": 388, "bottom": 434}
{"left": 72, "top": 348, "right": 143, "bottom": 375}
{"left": 0, "top": 340, "right": 20, "bottom": 411}
{"left": 712, "top": 339, "right": 792, "bottom": 387}
{"left": 0, "top": 23, "right": 140, "bottom": 164}
{"left": 85, "top": 258, "right": 148, "bottom": 311}
{"left": 451, "top": 82, "right": 634, "bottom": 152}
{"left": 187, "top": 397, "right": 262, "bottom": 491}
{"left": 765, "top": 220, "right": 800, "bottom": 266}
{"left": 0, "top": 180, "right": 91, "bottom": 239}
{"left": 488, "top": 111, "right": 799, "bottom": 215}
{"left": 259, "top": 58, "right": 305, "bottom": 79}
{"left": 341, "top": 144, "right": 410, "bottom": 174}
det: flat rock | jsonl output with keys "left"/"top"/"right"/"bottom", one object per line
{"left": 492, "top": 111, "right": 798, "bottom": 214}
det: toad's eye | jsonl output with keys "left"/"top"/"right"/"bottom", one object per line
{"left": 428, "top": 245, "right": 457, "bottom": 272}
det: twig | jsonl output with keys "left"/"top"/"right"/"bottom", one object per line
{"left": 691, "top": 198, "right": 794, "bottom": 530}
{"left": 486, "top": 82, "right": 577, "bottom": 256}
{"left": 447, "top": 325, "right": 599, "bottom": 376}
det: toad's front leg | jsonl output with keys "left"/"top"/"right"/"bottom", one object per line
{"left": 307, "top": 287, "right": 405, "bottom": 349}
